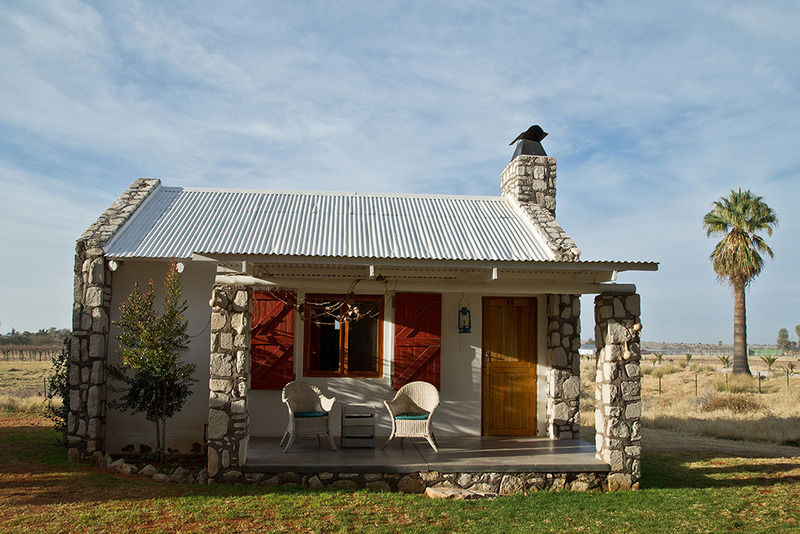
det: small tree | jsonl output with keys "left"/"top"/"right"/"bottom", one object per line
{"left": 109, "top": 264, "right": 195, "bottom": 463}
{"left": 777, "top": 328, "right": 791, "bottom": 355}
{"left": 685, "top": 353, "right": 693, "bottom": 365}
{"left": 795, "top": 325, "right": 800, "bottom": 348}
{"left": 760, "top": 355, "right": 778, "bottom": 372}
{"left": 45, "top": 337, "right": 70, "bottom": 446}
{"left": 718, "top": 355, "right": 731, "bottom": 369}
{"left": 653, "top": 353, "right": 664, "bottom": 365}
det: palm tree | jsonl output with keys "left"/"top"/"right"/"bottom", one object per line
{"left": 703, "top": 189, "right": 777, "bottom": 375}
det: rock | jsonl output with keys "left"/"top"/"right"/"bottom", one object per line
{"left": 108, "top": 458, "right": 124, "bottom": 470}
{"left": 424, "top": 487, "right": 494, "bottom": 500}
{"left": 569, "top": 480, "right": 591, "bottom": 492}
{"left": 606, "top": 473, "right": 633, "bottom": 491}
{"left": 308, "top": 476, "right": 324, "bottom": 489}
{"left": 169, "top": 467, "right": 192, "bottom": 483}
{"left": 118, "top": 462, "right": 138, "bottom": 475}
{"left": 499, "top": 475, "right": 525, "bottom": 495}
{"left": 397, "top": 475, "right": 425, "bottom": 494}
{"left": 221, "top": 470, "right": 242, "bottom": 484}
{"left": 196, "top": 469, "right": 208, "bottom": 485}
{"left": 138, "top": 464, "right": 157, "bottom": 477}
{"left": 152, "top": 473, "right": 169, "bottom": 482}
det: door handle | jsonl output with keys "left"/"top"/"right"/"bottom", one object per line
{"left": 485, "top": 351, "right": 491, "bottom": 364}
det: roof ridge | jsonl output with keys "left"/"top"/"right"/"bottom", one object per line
{"left": 166, "top": 186, "right": 505, "bottom": 201}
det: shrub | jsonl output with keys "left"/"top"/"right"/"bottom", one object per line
{"left": 702, "top": 393, "right": 763, "bottom": 413}
{"left": 45, "top": 337, "right": 70, "bottom": 445}
{"left": 714, "top": 373, "right": 754, "bottom": 393}
{"left": 0, "top": 395, "right": 47, "bottom": 414}
{"left": 651, "top": 365, "right": 681, "bottom": 379}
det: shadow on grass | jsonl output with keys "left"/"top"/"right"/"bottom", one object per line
{"left": 642, "top": 454, "right": 800, "bottom": 490}
{"left": 3, "top": 418, "right": 799, "bottom": 509}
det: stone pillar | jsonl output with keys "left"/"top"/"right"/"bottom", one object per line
{"left": 501, "top": 154, "right": 557, "bottom": 216}
{"left": 545, "top": 295, "right": 581, "bottom": 439}
{"left": 594, "top": 293, "right": 642, "bottom": 491}
{"left": 207, "top": 284, "right": 252, "bottom": 483}
{"left": 67, "top": 240, "right": 111, "bottom": 462}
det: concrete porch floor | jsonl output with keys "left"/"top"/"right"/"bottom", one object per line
{"left": 245, "top": 436, "right": 610, "bottom": 474}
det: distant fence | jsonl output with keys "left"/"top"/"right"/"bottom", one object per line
{"left": 0, "top": 345, "right": 61, "bottom": 361}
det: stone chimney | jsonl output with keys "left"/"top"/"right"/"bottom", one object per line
{"left": 502, "top": 126, "right": 580, "bottom": 260}
{"left": 501, "top": 154, "right": 557, "bottom": 218}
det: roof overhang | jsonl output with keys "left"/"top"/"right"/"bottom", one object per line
{"left": 189, "top": 253, "right": 658, "bottom": 296}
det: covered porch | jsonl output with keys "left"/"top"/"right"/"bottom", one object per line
{"left": 205, "top": 259, "right": 654, "bottom": 491}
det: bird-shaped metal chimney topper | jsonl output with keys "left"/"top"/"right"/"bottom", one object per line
{"left": 509, "top": 124, "right": 548, "bottom": 159}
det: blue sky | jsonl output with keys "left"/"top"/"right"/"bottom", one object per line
{"left": 1, "top": 1, "right": 798, "bottom": 344}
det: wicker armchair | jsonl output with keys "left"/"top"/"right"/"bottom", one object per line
{"left": 280, "top": 381, "right": 337, "bottom": 452}
{"left": 381, "top": 381, "right": 439, "bottom": 452}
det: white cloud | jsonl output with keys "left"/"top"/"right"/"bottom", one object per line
{"left": 0, "top": 0, "right": 798, "bottom": 341}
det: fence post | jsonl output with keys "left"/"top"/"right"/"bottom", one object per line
{"left": 695, "top": 373, "right": 698, "bottom": 397}
{"left": 758, "top": 373, "right": 762, "bottom": 394}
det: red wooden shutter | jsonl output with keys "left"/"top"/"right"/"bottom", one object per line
{"left": 251, "top": 291, "right": 295, "bottom": 390}
{"left": 393, "top": 293, "right": 441, "bottom": 390}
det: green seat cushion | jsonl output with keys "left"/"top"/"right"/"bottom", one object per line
{"left": 294, "top": 411, "right": 327, "bottom": 418}
{"left": 395, "top": 412, "right": 429, "bottom": 420}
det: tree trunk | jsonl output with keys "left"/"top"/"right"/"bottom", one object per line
{"left": 732, "top": 280, "right": 751, "bottom": 375}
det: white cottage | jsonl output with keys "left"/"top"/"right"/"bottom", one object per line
{"left": 69, "top": 130, "right": 656, "bottom": 490}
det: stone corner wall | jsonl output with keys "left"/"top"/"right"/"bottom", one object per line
{"left": 67, "top": 178, "right": 161, "bottom": 463}
{"left": 545, "top": 295, "right": 581, "bottom": 439}
{"left": 207, "top": 284, "right": 253, "bottom": 483}
{"left": 593, "top": 293, "right": 642, "bottom": 491}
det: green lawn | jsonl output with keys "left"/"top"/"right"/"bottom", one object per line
{"left": 1, "top": 415, "right": 799, "bottom": 533}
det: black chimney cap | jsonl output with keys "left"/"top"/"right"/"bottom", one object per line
{"left": 509, "top": 124, "right": 548, "bottom": 159}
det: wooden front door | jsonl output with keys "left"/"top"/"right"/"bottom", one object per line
{"left": 482, "top": 297, "right": 537, "bottom": 435}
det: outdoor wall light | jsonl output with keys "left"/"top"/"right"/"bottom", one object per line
{"left": 458, "top": 306, "right": 471, "bottom": 334}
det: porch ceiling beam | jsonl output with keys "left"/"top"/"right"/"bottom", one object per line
{"left": 250, "top": 276, "right": 636, "bottom": 295}
{"left": 190, "top": 253, "right": 658, "bottom": 273}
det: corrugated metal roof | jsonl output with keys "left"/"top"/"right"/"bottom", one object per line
{"left": 104, "top": 186, "right": 557, "bottom": 262}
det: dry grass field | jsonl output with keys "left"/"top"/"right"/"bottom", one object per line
{"left": 581, "top": 354, "right": 800, "bottom": 447}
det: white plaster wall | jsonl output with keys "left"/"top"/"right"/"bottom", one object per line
{"left": 106, "top": 260, "right": 216, "bottom": 453}
{"left": 105, "top": 265, "right": 553, "bottom": 450}
{"left": 249, "top": 290, "right": 548, "bottom": 439}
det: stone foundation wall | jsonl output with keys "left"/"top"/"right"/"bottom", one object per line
{"left": 68, "top": 178, "right": 161, "bottom": 462}
{"left": 545, "top": 294, "right": 581, "bottom": 439}
{"left": 237, "top": 470, "right": 607, "bottom": 494}
{"left": 207, "top": 284, "right": 253, "bottom": 482}
{"left": 594, "top": 293, "right": 642, "bottom": 490}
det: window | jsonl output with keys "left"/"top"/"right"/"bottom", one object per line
{"left": 304, "top": 294, "right": 383, "bottom": 377}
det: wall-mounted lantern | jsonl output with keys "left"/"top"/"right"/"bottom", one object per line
{"left": 458, "top": 306, "right": 471, "bottom": 334}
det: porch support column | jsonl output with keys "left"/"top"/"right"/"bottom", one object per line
{"left": 207, "top": 284, "right": 252, "bottom": 483}
{"left": 594, "top": 293, "right": 642, "bottom": 490}
{"left": 545, "top": 295, "right": 581, "bottom": 439}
